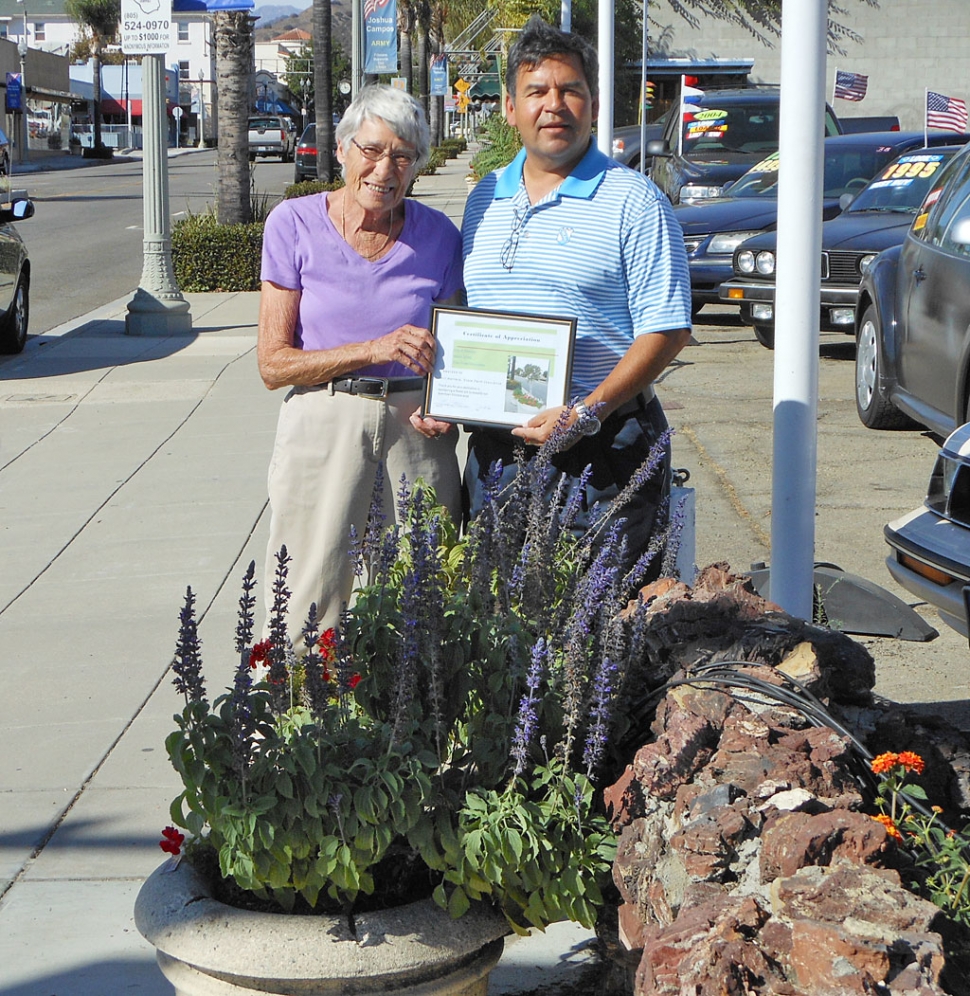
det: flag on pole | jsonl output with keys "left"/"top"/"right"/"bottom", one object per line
{"left": 927, "top": 90, "right": 969, "bottom": 131}
{"left": 833, "top": 70, "right": 868, "bottom": 101}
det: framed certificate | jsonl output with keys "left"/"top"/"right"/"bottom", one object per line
{"left": 423, "top": 306, "right": 577, "bottom": 429}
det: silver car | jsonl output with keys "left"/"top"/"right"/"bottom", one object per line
{"left": 0, "top": 195, "right": 32, "bottom": 354}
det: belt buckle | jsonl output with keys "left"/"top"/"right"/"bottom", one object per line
{"left": 354, "top": 377, "right": 389, "bottom": 399}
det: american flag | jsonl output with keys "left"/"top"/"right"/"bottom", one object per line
{"left": 927, "top": 90, "right": 969, "bottom": 132}
{"left": 834, "top": 70, "right": 868, "bottom": 102}
{"left": 363, "top": 0, "right": 392, "bottom": 18}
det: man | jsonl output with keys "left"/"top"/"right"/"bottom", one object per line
{"left": 461, "top": 16, "right": 692, "bottom": 580}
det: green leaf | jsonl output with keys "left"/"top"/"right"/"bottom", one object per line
{"left": 447, "top": 886, "right": 471, "bottom": 919}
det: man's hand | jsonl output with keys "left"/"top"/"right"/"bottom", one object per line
{"left": 511, "top": 405, "right": 570, "bottom": 446}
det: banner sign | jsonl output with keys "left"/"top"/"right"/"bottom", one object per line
{"left": 363, "top": 0, "right": 397, "bottom": 75}
{"left": 5, "top": 73, "right": 22, "bottom": 113}
{"left": 430, "top": 56, "right": 448, "bottom": 96}
{"left": 121, "top": 0, "right": 173, "bottom": 55}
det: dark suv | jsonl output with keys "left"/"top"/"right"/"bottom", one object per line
{"left": 647, "top": 87, "right": 843, "bottom": 204}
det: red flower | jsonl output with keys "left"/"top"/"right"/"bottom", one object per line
{"left": 871, "top": 814, "right": 903, "bottom": 843}
{"left": 249, "top": 639, "right": 272, "bottom": 669}
{"left": 319, "top": 628, "right": 337, "bottom": 661}
{"left": 897, "top": 751, "right": 925, "bottom": 775}
{"left": 159, "top": 826, "right": 185, "bottom": 855}
{"left": 348, "top": 673, "right": 362, "bottom": 689}
{"left": 870, "top": 752, "right": 899, "bottom": 775}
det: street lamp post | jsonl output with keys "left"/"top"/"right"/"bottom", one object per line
{"left": 301, "top": 75, "right": 309, "bottom": 131}
{"left": 197, "top": 71, "right": 204, "bottom": 148}
{"left": 15, "top": 0, "right": 28, "bottom": 164}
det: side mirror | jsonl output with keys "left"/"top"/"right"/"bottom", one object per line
{"left": 0, "top": 197, "right": 33, "bottom": 221}
{"left": 645, "top": 139, "right": 670, "bottom": 158}
{"left": 949, "top": 217, "right": 970, "bottom": 247}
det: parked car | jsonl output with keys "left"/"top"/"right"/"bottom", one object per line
{"left": 676, "top": 131, "right": 941, "bottom": 320}
{"left": 0, "top": 195, "right": 33, "bottom": 354}
{"left": 646, "top": 86, "right": 843, "bottom": 204}
{"left": 610, "top": 114, "right": 668, "bottom": 171}
{"left": 854, "top": 141, "right": 970, "bottom": 434}
{"left": 717, "top": 139, "right": 970, "bottom": 347}
{"left": 839, "top": 115, "right": 901, "bottom": 134}
{"left": 293, "top": 123, "right": 317, "bottom": 181}
{"left": 884, "top": 421, "right": 970, "bottom": 637}
{"left": 248, "top": 115, "right": 296, "bottom": 163}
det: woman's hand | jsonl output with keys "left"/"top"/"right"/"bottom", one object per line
{"left": 371, "top": 324, "right": 437, "bottom": 375}
{"left": 409, "top": 411, "right": 455, "bottom": 439}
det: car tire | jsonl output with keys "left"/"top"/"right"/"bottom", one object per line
{"left": 753, "top": 325, "right": 775, "bottom": 350}
{"left": 0, "top": 272, "right": 29, "bottom": 355}
{"left": 855, "top": 304, "right": 915, "bottom": 429}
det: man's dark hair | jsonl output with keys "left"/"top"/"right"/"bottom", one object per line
{"left": 505, "top": 16, "right": 598, "bottom": 102}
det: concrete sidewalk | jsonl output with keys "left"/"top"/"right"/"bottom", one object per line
{"left": 0, "top": 150, "right": 603, "bottom": 995}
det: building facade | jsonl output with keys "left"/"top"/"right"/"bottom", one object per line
{"left": 649, "top": 0, "right": 970, "bottom": 133}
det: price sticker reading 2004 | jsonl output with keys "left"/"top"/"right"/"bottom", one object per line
{"left": 423, "top": 306, "right": 577, "bottom": 430}
{"left": 121, "top": 0, "right": 173, "bottom": 55}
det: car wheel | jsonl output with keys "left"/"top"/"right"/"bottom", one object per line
{"left": 753, "top": 325, "right": 775, "bottom": 350}
{"left": 854, "top": 304, "right": 914, "bottom": 429}
{"left": 0, "top": 272, "right": 29, "bottom": 355}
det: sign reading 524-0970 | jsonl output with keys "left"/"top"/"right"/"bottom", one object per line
{"left": 121, "top": 0, "right": 173, "bottom": 55}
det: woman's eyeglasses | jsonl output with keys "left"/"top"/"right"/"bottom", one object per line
{"left": 351, "top": 138, "right": 418, "bottom": 170}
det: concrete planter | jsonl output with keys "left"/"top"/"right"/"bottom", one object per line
{"left": 135, "top": 860, "right": 509, "bottom": 996}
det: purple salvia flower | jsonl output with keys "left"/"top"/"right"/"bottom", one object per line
{"left": 301, "top": 603, "right": 332, "bottom": 719}
{"left": 172, "top": 587, "right": 207, "bottom": 707}
{"left": 266, "top": 546, "right": 292, "bottom": 706}
{"left": 660, "top": 490, "right": 689, "bottom": 579}
{"left": 347, "top": 523, "right": 363, "bottom": 581}
{"left": 228, "top": 647, "right": 255, "bottom": 779}
{"left": 510, "top": 639, "right": 547, "bottom": 777}
{"left": 583, "top": 657, "right": 618, "bottom": 777}
{"left": 234, "top": 561, "right": 257, "bottom": 655}
{"left": 361, "top": 461, "right": 387, "bottom": 573}
{"left": 621, "top": 496, "right": 671, "bottom": 592}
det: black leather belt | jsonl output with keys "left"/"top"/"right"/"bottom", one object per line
{"left": 328, "top": 376, "right": 426, "bottom": 399}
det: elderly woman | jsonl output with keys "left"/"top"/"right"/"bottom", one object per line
{"left": 258, "top": 85, "right": 461, "bottom": 646}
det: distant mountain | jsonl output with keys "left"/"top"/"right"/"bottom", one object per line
{"left": 253, "top": 4, "right": 307, "bottom": 25}
{"left": 255, "top": 1, "right": 352, "bottom": 55}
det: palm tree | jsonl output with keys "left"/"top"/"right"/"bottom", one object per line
{"left": 312, "top": 0, "right": 335, "bottom": 181}
{"left": 397, "top": 0, "right": 415, "bottom": 94}
{"left": 214, "top": 9, "right": 254, "bottom": 224}
{"left": 65, "top": 0, "right": 119, "bottom": 154}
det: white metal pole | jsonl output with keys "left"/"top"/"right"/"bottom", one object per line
{"left": 770, "top": 0, "right": 827, "bottom": 619}
{"left": 561, "top": 0, "right": 571, "bottom": 33}
{"left": 352, "top": 0, "right": 363, "bottom": 98}
{"left": 596, "top": 0, "right": 613, "bottom": 155}
{"left": 639, "top": 0, "right": 647, "bottom": 173}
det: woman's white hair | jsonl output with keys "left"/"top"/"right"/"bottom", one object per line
{"left": 335, "top": 85, "right": 431, "bottom": 171}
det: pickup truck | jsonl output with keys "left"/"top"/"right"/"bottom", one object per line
{"left": 248, "top": 115, "right": 295, "bottom": 162}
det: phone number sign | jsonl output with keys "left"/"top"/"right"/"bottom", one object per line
{"left": 121, "top": 0, "right": 173, "bottom": 54}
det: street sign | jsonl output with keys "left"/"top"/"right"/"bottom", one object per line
{"left": 457, "top": 94, "right": 470, "bottom": 112}
{"left": 121, "top": 0, "right": 173, "bottom": 55}
{"left": 390, "top": 77, "right": 407, "bottom": 90}
{"left": 5, "top": 73, "right": 21, "bottom": 113}
{"left": 454, "top": 78, "right": 471, "bottom": 94}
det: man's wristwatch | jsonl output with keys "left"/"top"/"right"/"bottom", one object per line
{"left": 574, "top": 400, "right": 601, "bottom": 437}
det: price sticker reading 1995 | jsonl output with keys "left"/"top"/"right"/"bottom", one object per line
{"left": 120, "top": 0, "right": 174, "bottom": 54}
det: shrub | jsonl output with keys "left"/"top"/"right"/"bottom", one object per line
{"left": 469, "top": 116, "right": 522, "bottom": 180}
{"left": 172, "top": 213, "right": 264, "bottom": 292}
{"left": 283, "top": 178, "right": 345, "bottom": 200}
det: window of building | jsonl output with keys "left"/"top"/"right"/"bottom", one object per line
{"left": 0, "top": 24, "right": 8, "bottom": 39}
{"left": 34, "top": 22, "right": 46, "bottom": 41}
{"left": 179, "top": 60, "right": 190, "bottom": 81}
{"left": 177, "top": 21, "right": 189, "bottom": 42}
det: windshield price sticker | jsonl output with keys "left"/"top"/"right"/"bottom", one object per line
{"left": 121, "top": 0, "right": 173, "bottom": 54}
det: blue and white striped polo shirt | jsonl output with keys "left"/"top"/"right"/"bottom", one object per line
{"left": 462, "top": 142, "right": 691, "bottom": 396}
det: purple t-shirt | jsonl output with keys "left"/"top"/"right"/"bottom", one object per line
{"left": 261, "top": 193, "right": 463, "bottom": 377}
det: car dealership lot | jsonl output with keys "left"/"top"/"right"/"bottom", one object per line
{"left": 663, "top": 306, "right": 968, "bottom": 728}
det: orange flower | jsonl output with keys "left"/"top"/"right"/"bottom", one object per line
{"left": 872, "top": 813, "right": 903, "bottom": 842}
{"left": 897, "top": 751, "right": 925, "bottom": 775}
{"left": 870, "top": 752, "right": 899, "bottom": 775}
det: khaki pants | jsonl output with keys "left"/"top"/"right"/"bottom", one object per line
{"left": 264, "top": 385, "right": 460, "bottom": 647}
